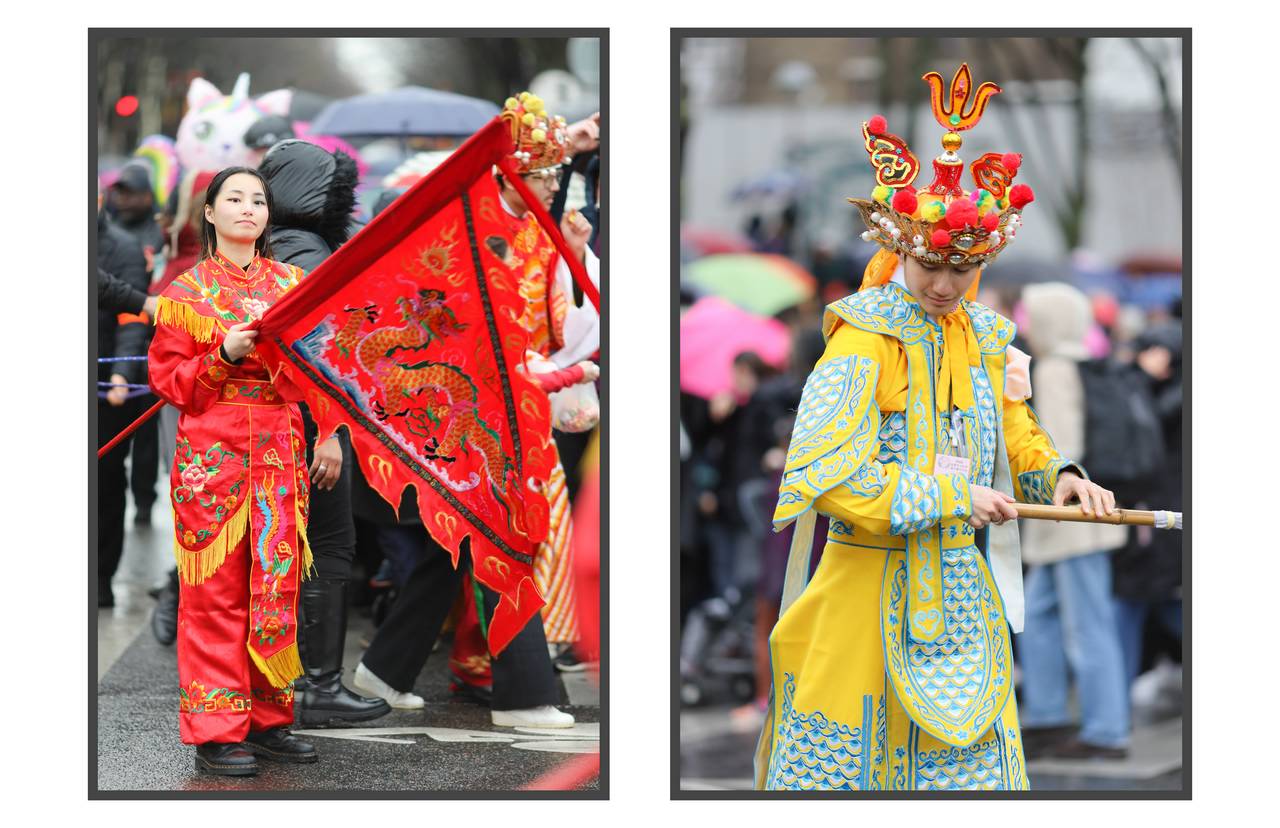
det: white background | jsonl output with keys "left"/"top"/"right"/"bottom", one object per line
{"left": 3, "top": 0, "right": 1274, "bottom": 820}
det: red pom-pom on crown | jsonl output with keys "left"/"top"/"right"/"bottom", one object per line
{"left": 867, "top": 114, "right": 887, "bottom": 134}
{"left": 931, "top": 228, "right": 952, "bottom": 248}
{"left": 891, "top": 188, "right": 918, "bottom": 215}
{"left": 982, "top": 211, "right": 1000, "bottom": 232}
{"left": 946, "top": 199, "right": 978, "bottom": 229}
{"left": 1001, "top": 153, "right": 1022, "bottom": 173}
{"left": 1009, "top": 184, "right": 1035, "bottom": 209}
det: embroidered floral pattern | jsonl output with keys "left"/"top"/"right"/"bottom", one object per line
{"left": 172, "top": 438, "right": 245, "bottom": 547}
{"left": 179, "top": 680, "right": 251, "bottom": 714}
{"left": 251, "top": 686, "right": 294, "bottom": 706}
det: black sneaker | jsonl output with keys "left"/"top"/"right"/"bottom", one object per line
{"left": 244, "top": 728, "right": 318, "bottom": 763}
{"left": 195, "top": 742, "right": 258, "bottom": 776}
{"left": 1048, "top": 737, "right": 1129, "bottom": 760}
{"left": 551, "top": 643, "right": 587, "bottom": 673}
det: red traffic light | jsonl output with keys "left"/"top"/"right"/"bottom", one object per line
{"left": 115, "top": 95, "right": 139, "bottom": 117}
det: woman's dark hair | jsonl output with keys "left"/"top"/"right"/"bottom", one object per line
{"left": 198, "top": 166, "right": 274, "bottom": 263}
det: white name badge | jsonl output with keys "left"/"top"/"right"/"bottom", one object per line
{"left": 933, "top": 453, "right": 972, "bottom": 478}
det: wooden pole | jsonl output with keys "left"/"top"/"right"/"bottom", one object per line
{"left": 1013, "top": 503, "right": 1177, "bottom": 528}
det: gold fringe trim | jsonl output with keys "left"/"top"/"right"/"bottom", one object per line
{"left": 248, "top": 642, "right": 304, "bottom": 689}
{"left": 174, "top": 501, "right": 250, "bottom": 586}
{"left": 155, "top": 296, "right": 218, "bottom": 343}
{"left": 297, "top": 500, "right": 315, "bottom": 580}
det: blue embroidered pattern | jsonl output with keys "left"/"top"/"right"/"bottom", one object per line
{"left": 882, "top": 548, "right": 1012, "bottom": 746}
{"left": 890, "top": 467, "right": 940, "bottom": 535}
{"left": 1017, "top": 470, "right": 1052, "bottom": 504}
{"left": 766, "top": 673, "right": 885, "bottom": 791}
{"left": 841, "top": 462, "right": 888, "bottom": 499}
{"left": 1016, "top": 456, "right": 1074, "bottom": 506}
{"left": 906, "top": 549, "right": 990, "bottom": 725}
{"left": 969, "top": 366, "right": 997, "bottom": 487}
{"left": 827, "top": 284, "right": 931, "bottom": 346}
{"left": 876, "top": 411, "right": 908, "bottom": 465}
{"left": 776, "top": 356, "right": 879, "bottom": 521}
{"left": 964, "top": 301, "right": 1017, "bottom": 355}
{"left": 915, "top": 733, "right": 1005, "bottom": 790}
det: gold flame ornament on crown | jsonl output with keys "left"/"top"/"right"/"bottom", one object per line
{"left": 849, "top": 64, "right": 1036, "bottom": 268}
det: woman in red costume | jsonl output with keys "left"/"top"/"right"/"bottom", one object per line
{"left": 148, "top": 167, "right": 317, "bottom": 776}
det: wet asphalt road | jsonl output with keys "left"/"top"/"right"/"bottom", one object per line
{"left": 96, "top": 617, "right": 600, "bottom": 793}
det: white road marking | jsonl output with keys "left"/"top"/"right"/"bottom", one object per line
{"left": 294, "top": 724, "right": 600, "bottom": 755}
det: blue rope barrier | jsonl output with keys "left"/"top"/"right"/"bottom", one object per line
{"left": 97, "top": 388, "right": 154, "bottom": 401}
{"left": 97, "top": 355, "right": 149, "bottom": 363}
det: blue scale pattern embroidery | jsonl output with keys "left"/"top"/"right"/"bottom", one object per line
{"left": 890, "top": 467, "right": 940, "bottom": 535}
{"left": 790, "top": 357, "right": 855, "bottom": 446}
{"left": 969, "top": 366, "right": 997, "bottom": 487}
{"left": 767, "top": 673, "right": 884, "bottom": 791}
{"left": 905, "top": 549, "right": 989, "bottom": 725}
{"left": 877, "top": 411, "right": 908, "bottom": 465}
{"left": 1017, "top": 470, "right": 1052, "bottom": 505}
{"left": 915, "top": 733, "right": 1005, "bottom": 790}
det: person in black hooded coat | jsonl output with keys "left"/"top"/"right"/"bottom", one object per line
{"left": 1110, "top": 319, "right": 1183, "bottom": 688}
{"left": 257, "top": 140, "right": 390, "bottom": 725}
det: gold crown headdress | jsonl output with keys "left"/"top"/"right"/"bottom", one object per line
{"left": 500, "top": 91, "right": 570, "bottom": 175}
{"left": 849, "top": 64, "right": 1036, "bottom": 268}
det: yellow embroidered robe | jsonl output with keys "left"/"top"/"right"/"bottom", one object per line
{"left": 758, "top": 283, "right": 1081, "bottom": 791}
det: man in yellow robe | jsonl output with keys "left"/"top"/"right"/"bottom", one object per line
{"left": 756, "top": 65, "right": 1115, "bottom": 791}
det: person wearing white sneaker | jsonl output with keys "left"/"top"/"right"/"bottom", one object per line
{"left": 353, "top": 662, "right": 425, "bottom": 710}
{"left": 491, "top": 705, "right": 574, "bottom": 728}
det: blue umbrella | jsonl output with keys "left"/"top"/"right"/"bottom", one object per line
{"left": 309, "top": 86, "right": 500, "bottom": 138}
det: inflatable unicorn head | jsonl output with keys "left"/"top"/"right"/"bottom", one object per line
{"left": 175, "top": 72, "right": 291, "bottom": 172}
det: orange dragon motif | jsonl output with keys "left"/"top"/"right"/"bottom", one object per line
{"left": 337, "top": 288, "right": 521, "bottom": 532}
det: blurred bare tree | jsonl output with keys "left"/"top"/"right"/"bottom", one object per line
{"left": 1128, "top": 37, "right": 1182, "bottom": 183}
{"left": 393, "top": 38, "right": 569, "bottom": 101}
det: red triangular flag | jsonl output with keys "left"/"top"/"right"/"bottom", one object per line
{"left": 255, "top": 119, "right": 555, "bottom": 654}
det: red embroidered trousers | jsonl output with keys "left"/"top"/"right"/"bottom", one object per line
{"left": 177, "top": 536, "right": 295, "bottom": 744}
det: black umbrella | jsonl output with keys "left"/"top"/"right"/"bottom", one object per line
{"left": 308, "top": 86, "right": 500, "bottom": 138}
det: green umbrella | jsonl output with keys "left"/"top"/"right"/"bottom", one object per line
{"left": 682, "top": 253, "right": 818, "bottom": 317}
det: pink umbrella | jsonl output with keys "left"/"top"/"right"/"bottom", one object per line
{"left": 680, "top": 297, "right": 791, "bottom": 399}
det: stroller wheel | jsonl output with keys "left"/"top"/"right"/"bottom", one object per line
{"left": 730, "top": 675, "right": 756, "bottom": 703}
{"left": 681, "top": 679, "right": 705, "bottom": 707}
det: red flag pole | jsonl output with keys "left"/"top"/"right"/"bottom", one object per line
{"left": 97, "top": 398, "right": 165, "bottom": 459}
{"left": 498, "top": 157, "right": 601, "bottom": 313}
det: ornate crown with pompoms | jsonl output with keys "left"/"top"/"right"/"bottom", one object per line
{"left": 499, "top": 91, "right": 570, "bottom": 175}
{"left": 849, "top": 64, "right": 1035, "bottom": 268}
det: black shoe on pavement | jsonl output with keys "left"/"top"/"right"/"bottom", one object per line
{"left": 449, "top": 678, "right": 494, "bottom": 706}
{"left": 551, "top": 643, "right": 587, "bottom": 673}
{"left": 297, "top": 577, "right": 391, "bottom": 726}
{"left": 1047, "top": 737, "right": 1129, "bottom": 760}
{"left": 151, "top": 569, "right": 179, "bottom": 646}
{"left": 1019, "top": 724, "right": 1076, "bottom": 758}
{"left": 195, "top": 742, "right": 258, "bottom": 776}
{"left": 296, "top": 671, "right": 391, "bottom": 725}
{"left": 134, "top": 508, "right": 152, "bottom": 527}
{"left": 244, "top": 728, "right": 318, "bottom": 763}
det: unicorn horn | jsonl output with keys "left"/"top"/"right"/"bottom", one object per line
{"left": 230, "top": 72, "right": 251, "bottom": 108}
